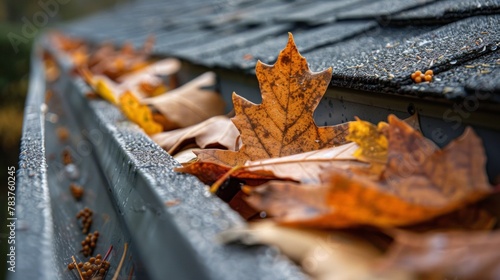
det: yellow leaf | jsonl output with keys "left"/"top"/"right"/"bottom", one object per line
{"left": 346, "top": 117, "right": 388, "bottom": 164}
{"left": 94, "top": 78, "right": 119, "bottom": 104}
{"left": 119, "top": 91, "right": 163, "bottom": 135}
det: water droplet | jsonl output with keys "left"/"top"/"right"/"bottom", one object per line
{"left": 430, "top": 233, "right": 448, "bottom": 248}
{"left": 202, "top": 187, "right": 212, "bottom": 198}
{"left": 264, "top": 246, "right": 279, "bottom": 258}
{"left": 47, "top": 113, "right": 59, "bottom": 123}
{"left": 449, "top": 60, "right": 457, "bottom": 65}
{"left": 491, "top": 45, "right": 498, "bottom": 51}
{"left": 65, "top": 164, "right": 80, "bottom": 179}
{"left": 218, "top": 220, "right": 229, "bottom": 230}
{"left": 132, "top": 201, "right": 146, "bottom": 212}
{"left": 417, "top": 39, "right": 432, "bottom": 47}
{"left": 155, "top": 209, "right": 163, "bottom": 218}
{"left": 190, "top": 217, "right": 201, "bottom": 227}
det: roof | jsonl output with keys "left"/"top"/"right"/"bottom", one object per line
{"left": 62, "top": 0, "right": 500, "bottom": 102}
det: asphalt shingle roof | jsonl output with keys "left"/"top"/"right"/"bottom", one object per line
{"left": 63, "top": 0, "right": 500, "bottom": 103}
{"left": 390, "top": 0, "right": 500, "bottom": 24}
{"left": 310, "top": 15, "right": 500, "bottom": 98}
{"left": 335, "top": 0, "right": 441, "bottom": 20}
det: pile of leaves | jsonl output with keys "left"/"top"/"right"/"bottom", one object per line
{"left": 169, "top": 34, "right": 500, "bottom": 280}
{"left": 52, "top": 32, "right": 500, "bottom": 279}
{"left": 50, "top": 33, "right": 226, "bottom": 135}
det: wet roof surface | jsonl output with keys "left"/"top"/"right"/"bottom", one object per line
{"left": 64, "top": 0, "right": 500, "bottom": 102}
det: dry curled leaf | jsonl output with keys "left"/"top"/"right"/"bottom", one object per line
{"left": 50, "top": 32, "right": 85, "bottom": 52}
{"left": 116, "top": 58, "right": 180, "bottom": 98}
{"left": 172, "top": 148, "right": 198, "bottom": 163}
{"left": 152, "top": 115, "right": 239, "bottom": 156}
{"left": 143, "top": 72, "right": 225, "bottom": 131}
{"left": 238, "top": 142, "right": 363, "bottom": 184}
{"left": 246, "top": 115, "right": 494, "bottom": 228}
{"left": 43, "top": 52, "right": 60, "bottom": 82}
{"left": 219, "top": 222, "right": 414, "bottom": 280}
{"left": 177, "top": 33, "right": 350, "bottom": 181}
{"left": 378, "top": 230, "right": 500, "bottom": 280}
{"left": 403, "top": 205, "right": 496, "bottom": 232}
{"left": 176, "top": 142, "right": 363, "bottom": 187}
{"left": 89, "top": 41, "right": 151, "bottom": 80}
{"left": 79, "top": 58, "right": 180, "bottom": 104}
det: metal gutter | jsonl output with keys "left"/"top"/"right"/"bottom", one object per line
{"left": 13, "top": 36, "right": 306, "bottom": 279}
{"left": 13, "top": 43, "right": 56, "bottom": 280}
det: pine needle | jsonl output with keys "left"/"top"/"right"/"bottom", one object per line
{"left": 112, "top": 243, "right": 128, "bottom": 280}
{"left": 71, "top": 255, "right": 84, "bottom": 280}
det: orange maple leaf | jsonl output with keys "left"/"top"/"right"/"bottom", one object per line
{"left": 177, "top": 33, "right": 349, "bottom": 177}
{"left": 246, "top": 115, "right": 495, "bottom": 228}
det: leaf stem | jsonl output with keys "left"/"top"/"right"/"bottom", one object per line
{"left": 210, "top": 165, "right": 242, "bottom": 193}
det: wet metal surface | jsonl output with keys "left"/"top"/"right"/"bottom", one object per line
{"left": 15, "top": 46, "right": 56, "bottom": 280}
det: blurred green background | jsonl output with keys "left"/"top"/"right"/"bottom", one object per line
{"left": 1, "top": 0, "right": 130, "bottom": 277}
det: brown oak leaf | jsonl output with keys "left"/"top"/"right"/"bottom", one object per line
{"left": 176, "top": 33, "right": 350, "bottom": 179}
{"left": 246, "top": 115, "right": 494, "bottom": 228}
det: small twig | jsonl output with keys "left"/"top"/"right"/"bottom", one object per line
{"left": 112, "top": 243, "right": 128, "bottom": 280}
{"left": 127, "top": 265, "right": 135, "bottom": 280}
{"left": 71, "top": 255, "right": 84, "bottom": 280}
{"left": 241, "top": 185, "right": 253, "bottom": 195}
{"left": 103, "top": 245, "right": 113, "bottom": 261}
{"left": 210, "top": 165, "right": 242, "bottom": 193}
